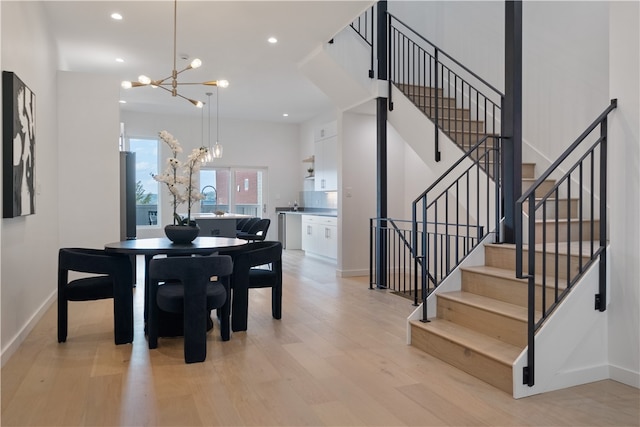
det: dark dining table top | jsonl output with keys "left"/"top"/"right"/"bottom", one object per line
{"left": 105, "top": 236, "right": 247, "bottom": 256}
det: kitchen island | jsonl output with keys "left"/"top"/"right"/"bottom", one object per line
{"left": 190, "top": 213, "right": 252, "bottom": 238}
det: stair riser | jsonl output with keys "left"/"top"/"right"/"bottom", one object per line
{"left": 396, "top": 84, "right": 444, "bottom": 97}
{"left": 437, "top": 296, "right": 527, "bottom": 347}
{"left": 462, "top": 269, "right": 551, "bottom": 309}
{"left": 409, "top": 94, "right": 458, "bottom": 109}
{"left": 447, "top": 131, "right": 496, "bottom": 147}
{"left": 438, "top": 119, "right": 485, "bottom": 133}
{"left": 411, "top": 324, "right": 513, "bottom": 394}
{"left": 533, "top": 220, "right": 599, "bottom": 243}
{"left": 485, "top": 245, "right": 588, "bottom": 280}
{"left": 485, "top": 163, "right": 535, "bottom": 179}
{"left": 523, "top": 180, "right": 556, "bottom": 197}
{"left": 524, "top": 199, "right": 580, "bottom": 220}
{"left": 422, "top": 106, "right": 471, "bottom": 120}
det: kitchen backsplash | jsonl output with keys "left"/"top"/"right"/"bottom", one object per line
{"left": 301, "top": 191, "right": 337, "bottom": 209}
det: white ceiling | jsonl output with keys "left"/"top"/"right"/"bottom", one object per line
{"left": 42, "top": 1, "right": 372, "bottom": 123}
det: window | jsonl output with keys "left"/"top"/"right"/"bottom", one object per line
{"left": 129, "top": 138, "right": 159, "bottom": 226}
{"left": 200, "top": 167, "right": 266, "bottom": 217}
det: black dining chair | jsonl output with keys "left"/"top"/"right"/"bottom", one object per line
{"left": 237, "top": 218, "right": 271, "bottom": 242}
{"left": 57, "top": 248, "right": 134, "bottom": 345}
{"left": 235, "top": 217, "right": 251, "bottom": 233}
{"left": 147, "top": 255, "right": 233, "bottom": 363}
{"left": 237, "top": 217, "right": 259, "bottom": 234}
{"left": 220, "top": 241, "right": 282, "bottom": 332}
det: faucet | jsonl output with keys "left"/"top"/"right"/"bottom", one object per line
{"left": 200, "top": 185, "right": 218, "bottom": 213}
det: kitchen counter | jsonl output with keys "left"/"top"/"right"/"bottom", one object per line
{"left": 276, "top": 210, "right": 337, "bottom": 218}
{"left": 189, "top": 213, "right": 252, "bottom": 237}
{"left": 191, "top": 213, "right": 252, "bottom": 219}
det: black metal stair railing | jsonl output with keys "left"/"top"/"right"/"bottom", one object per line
{"left": 516, "top": 99, "right": 617, "bottom": 387}
{"left": 369, "top": 217, "right": 485, "bottom": 306}
{"left": 349, "top": 6, "right": 375, "bottom": 78}
{"left": 388, "top": 13, "right": 504, "bottom": 162}
{"left": 413, "top": 135, "right": 503, "bottom": 320}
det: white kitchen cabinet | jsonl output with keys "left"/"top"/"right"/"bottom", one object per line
{"left": 314, "top": 122, "right": 337, "bottom": 191}
{"left": 301, "top": 215, "right": 337, "bottom": 260}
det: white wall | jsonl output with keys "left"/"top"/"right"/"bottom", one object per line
{"left": 121, "top": 111, "right": 304, "bottom": 241}
{"left": 1, "top": 1, "right": 60, "bottom": 364}
{"left": 388, "top": 1, "right": 504, "bottom": 94}
{"left": 608, "top": 1, "right": 640, "bottom": 388}
{"left": 57, "top": 71, "right": 121, "bottom": 248}
{"left": 339, "top": 112, "right": 377, "bottom": 276}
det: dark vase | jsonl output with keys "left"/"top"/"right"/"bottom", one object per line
{"left": 164, "top": 224, "right": 200, "bottom": 244}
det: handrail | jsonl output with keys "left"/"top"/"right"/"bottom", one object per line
{"left": 517, "top": 100, "right": 618, "bottom": 205}
{"left": 349, "top": 6, "right": 375, "bottom": 78}
{"left": 515, "top": 99, "right": 617, "bottom": 387}
{"left": 388, "top": 12, "right": 504, "bottom": 160}
{"left": 370, "top": 217, "right": 486, "bottom": 305}
{"left": 388, "top": 13, "right": 504, "bottom": 97}
{"left": 412, "top": 136, "right": 502, "bottom": 320}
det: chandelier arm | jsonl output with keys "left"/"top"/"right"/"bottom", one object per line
{"left": 175, "top": 91, "right": 202, "bottom": 107}
{"left": 155, "top": 85, "right": 175, "bottom": 95}
{"left": 154, "top": 75, "right": 173, "bottom": 85}
{"left": 122, "top": 0, "right": 227, "bottom": 108}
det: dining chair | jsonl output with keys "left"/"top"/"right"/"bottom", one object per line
{"left": 235, "top": 217, "right": 251, "bottom": 233}
{"left": 236, "top": 218, "right": 271, "bottom": 242}
{"left": 219, "top": 241, "right": 282, "bottom": 332}
{"left": 147, "top": 255, "right": 233, "bottom": 363}
{"left": 237, "top": 217, "right": 259, "bottom": 234}
{"left": 57, "top": 248, "right": 134, "bottom": 345}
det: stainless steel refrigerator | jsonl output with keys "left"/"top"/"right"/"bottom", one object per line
{"left": 119, "top": 151, "right": 136, "bottom": 240}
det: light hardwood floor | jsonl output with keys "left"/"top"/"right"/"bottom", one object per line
{"left": 2, "top": 250, "right": 639, "bottom": 426}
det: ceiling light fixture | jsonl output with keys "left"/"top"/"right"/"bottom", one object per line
{"left": 202, "top": 92, "right": 214, "bottom": 162}
{"left": 120, "top": 0, "right": 229, "bottom": 108}
{"left": 111, "top": 13, "right": 123, "bottom": 20}
{"left": 211, "top": 88, "right": 223, "bottom": 159}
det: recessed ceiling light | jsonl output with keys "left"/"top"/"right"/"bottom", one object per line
{"left": 111, "top": 13, "right": 123, "bottom": 20}
{"left": 119, "top": 100, "right": 127, "bottom": 104}
{"left": 282, "top": 113, "right": 289, "bottom": 117}
{"left": 115, "top": 58, "right": 124, "bottom": 63}
{"left": 268, "top": 37, "right": 278, "bottom": 44}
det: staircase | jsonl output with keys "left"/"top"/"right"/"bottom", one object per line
{"left": 409, "top": 160, "right": 594, "bottom": 395}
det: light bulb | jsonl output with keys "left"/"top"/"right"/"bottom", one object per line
{"left": 217, "top": 80, "right": 229, "bottom": 88}
{"left": 121, "top": 81, "right": 132, "bottom": 89}
{"left": 190, "top": 58, "right": 202, "bottom": 69}
{"left": 212, "top": 143, "right": 223, "bottom": 158}
{"left": 195, "top": 101, "right": 204, "bottom": 108}
{"left": 138, "top": 75, "right": 151, "bottom": 85}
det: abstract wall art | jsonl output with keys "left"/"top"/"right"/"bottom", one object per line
{"left": 3, "top": 71, "right": 36, "bottom": 218}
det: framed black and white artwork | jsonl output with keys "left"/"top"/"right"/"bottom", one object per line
{"left": 3, "top": 71, "right": 36, "bottom": 218}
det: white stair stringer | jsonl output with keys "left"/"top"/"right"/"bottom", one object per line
{"left": 512, "top": 248, "right": 610, "bottom": 398}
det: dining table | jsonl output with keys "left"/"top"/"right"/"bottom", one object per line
{"left": 104, "top": 236, "right": 247, "bottom": 339}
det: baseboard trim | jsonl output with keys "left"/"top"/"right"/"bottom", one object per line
{"left": 609, "top": 364, "right": 640, "bottom": 389}
{"left": 1, "top": 289, "right": 57, "bottom": 367}
{"left": 336, "top": 268, "right": 368, "bottom": 277}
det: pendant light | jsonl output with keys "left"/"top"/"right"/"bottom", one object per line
{"left": 211, "top": 87, "right": 223, "bottom": 158}
{"left": 120, "top": 0, "right": 229, "bottom": 108}
{"left": 200, "top": 100, "right": 212, "bottom": 163}
{"left": 202, "top": 92, "right": 213, "bottom": 163}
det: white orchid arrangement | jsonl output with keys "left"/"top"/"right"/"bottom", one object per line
{"left": 153, "top": 130, "right": 208, "bottom": 225}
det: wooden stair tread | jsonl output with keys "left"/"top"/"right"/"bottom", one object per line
{"left": 485, "top": 242, "right": 596, "bottom": 258}
{"left": 410, "top": 318, "right": 522, "bottom": 364}
{"left": 534, "top": 217, "right": 597, "bottom": 224}
{"left": 438, "top": 290, "right": 533, "bottom": 322}
{"left": 461, "top": 265, "right": 568, "bottom": 290}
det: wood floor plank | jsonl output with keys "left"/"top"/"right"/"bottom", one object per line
{"left": 1, "top": 250, "right": 638, "bottom": 426}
